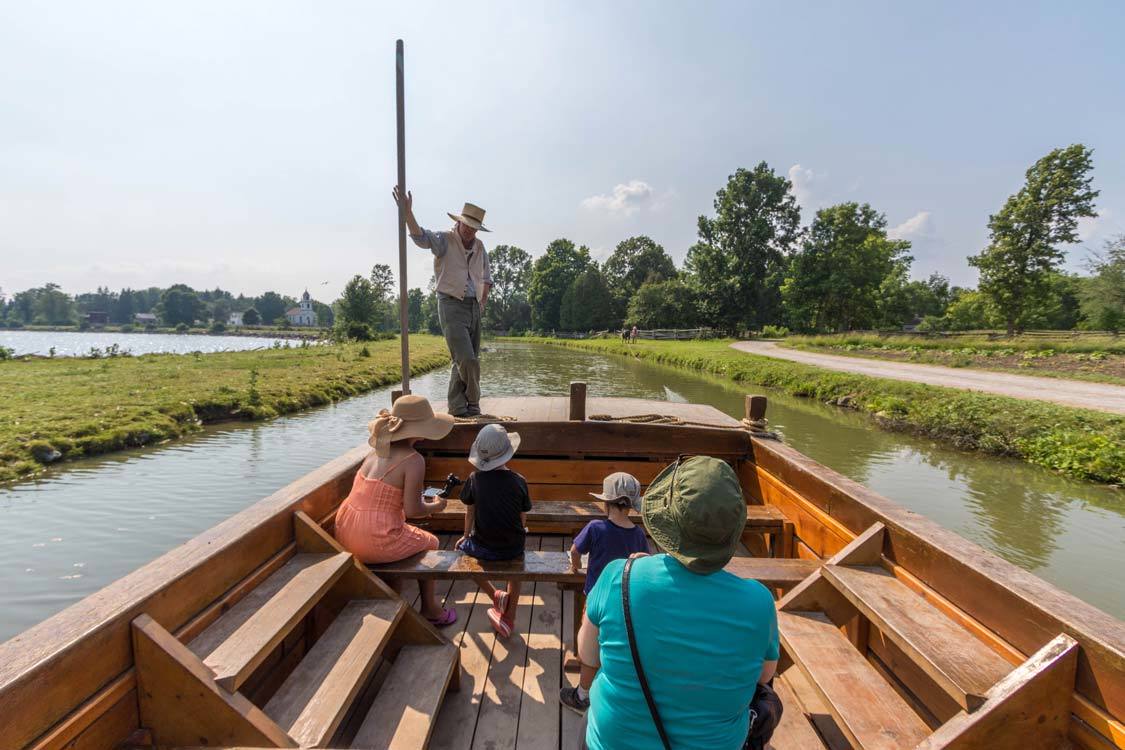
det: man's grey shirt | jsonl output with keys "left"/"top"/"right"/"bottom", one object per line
{"left": 410, "top": 227, "right": 492, "bottom": 299}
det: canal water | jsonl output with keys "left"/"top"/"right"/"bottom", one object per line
{"left": 0, "top": 329, "right": 311, "bottom": 357}
{"left": 1, "top": 341, "right": 1121, "bottom": 642}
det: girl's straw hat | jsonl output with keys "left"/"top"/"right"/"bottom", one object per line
{"left": 368, "top": 395, "right": 454, "bottom": 456}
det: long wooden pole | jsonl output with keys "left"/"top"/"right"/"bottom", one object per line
{"left": 395, "top": 39, "right": 410, "bottom": 394}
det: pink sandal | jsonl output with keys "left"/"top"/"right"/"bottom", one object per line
{"left": 427, "top": 607, "right": 457, "bottom": 627}
{"left": 492, "top": 589, "right": 509, "bottom": 613}
{"left": 487, "top": 607, "right": 514, "bottom": 638}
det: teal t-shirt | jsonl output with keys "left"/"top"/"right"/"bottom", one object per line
{"left": 585, "top": 554, "right": 779, "bottom": 750}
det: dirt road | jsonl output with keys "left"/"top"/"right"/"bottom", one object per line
{"left": 730, "top": 341, "right": 1125, "bottom": 415}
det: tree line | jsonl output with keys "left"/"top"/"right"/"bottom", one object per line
{"left": 5, "top": 144, "right": 1121, "bottom": 338}
{"left": 421, "top": 144, "right": 1119, "bottom": 336}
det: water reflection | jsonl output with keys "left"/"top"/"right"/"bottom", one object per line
{"left": 0, "top": 341, "right": 1121, "bottom": 643}
{"left": 0, "top": 329, "right": 310, "bottom": 356}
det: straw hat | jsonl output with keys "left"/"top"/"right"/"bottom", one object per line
{"left": 368, "top": 395, "right": 454, "bottom": 457}
{"left": 642, "top": 456, "right": 747, "bottom": 574}
{"left": 468, "top": 424, "right": 521, "bottom": 472}
{"left": 447, "top": 202, "right": 490, "bottom": 232}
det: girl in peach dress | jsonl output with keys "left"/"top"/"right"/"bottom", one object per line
{"left": 335, "top": 394, "right": 457, "bottom": 626}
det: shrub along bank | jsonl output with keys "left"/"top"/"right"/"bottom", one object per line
{"left": 0, "top": 336, "right": 450, "bottom": 484}
{"left": 521, "top": 337, "right": 1125, "bottom": 485}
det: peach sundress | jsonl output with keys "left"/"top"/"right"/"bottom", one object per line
{"left": 334, "top": 455, "right": 439, "bottom": 564}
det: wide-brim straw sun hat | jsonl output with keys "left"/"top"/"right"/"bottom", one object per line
{"left": 641, "top": 455, "right": 747, "bottom": 574}
{"left": 590, "top": 471, "right": 642, "bottom": 511}
{"left": 447, "top": 201, "right": 490, "bottom": 232}
{"left": 469, "top": 423, "right": 521, "bottom": 471}
{"left": 368, "top": 394, "right": 454, "bottom": 456}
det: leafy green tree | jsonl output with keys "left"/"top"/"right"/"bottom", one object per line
{"left": 406, "top": 288, "right": 426, "bottom": 332}
{"left": 559, "top": 268, "right": 616, "bottom": 331}
{"left": 685, "top": 163, "right": 802, "bottom": 331}
{"left": 157, "top": 285, "right": 207, "bottom": 327}
{"left": 370, "top": 264, "right": 395, "bottom": 299}
{"left": 528, "top": 239, "right": 591, "bottom": 331}
{"left": 627, "top": 278, "right": 701, "bottom": 328}
{"left": 242, "top": 307, "right": 261, "bottom": 326}
{"left": 334, "top": 275, "right": 381, "bottom": 337}
{"left": 602, "top": 236, "right": 677, "bottom": 317}
{"left": 32, "top": 283, "right": 78, "bottom": 325}
{"left": 781, "top": 203, "right": 912, "bottom": 332}
{"left": 484, "top": 245, "right": 533, "bottom": 331}
{"left": 255, "top": 292, "right": 286, "bottom": 325}
{"left": 968, "top": 144, "right": 1099, "bottom": 334}
{"left": 111, "top": 289, "right": 137, "bottom": 324}
{"left": 876, "top": 272, "right": 953, "bottom": 329}
{"left": 210, "top": 297, "right": 234, "bottom": 324}
{"left": 941, "top": 291, "right": 1000, "bottom": 330}
{"left": 1079, "top": 235, "right": 1125, "bottom": 331}
{"left": 311, "top": 300, "right": 334, "bottom": 327}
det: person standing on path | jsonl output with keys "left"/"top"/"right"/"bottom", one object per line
{"left": 393, "top": 186, "right": 492, "bottom": 417}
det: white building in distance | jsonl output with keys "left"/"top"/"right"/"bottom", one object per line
{"left": 285, "top": 290, "right": 318, "bottom": 327}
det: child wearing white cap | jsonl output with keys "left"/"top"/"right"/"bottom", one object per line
{"left": 456, "top": 423, "right": 531, "bottom": 638}
{"left": 559, "top": 471, "right": 648, "bottom": 714}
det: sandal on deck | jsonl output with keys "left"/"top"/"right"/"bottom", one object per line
{"left": 492, "top": 589, "right": 509, "bottom": 613}
{"left": 427, "top": 607, "right": 457, "bottom": 627}
{"left": 487, "top": 607, "right": 514, "bottom": 638}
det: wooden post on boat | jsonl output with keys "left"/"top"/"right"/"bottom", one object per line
{"left": 395, "top": 39, "right": 411, "bottom": 395}
{"left": 391, "top": 389, "right": 403, "bottom": 404}
{"left": 569, "top": 382, "right": 587, "bottom": 421}
{"left": 745, "top": 394, "right": 767, "bottom": 422}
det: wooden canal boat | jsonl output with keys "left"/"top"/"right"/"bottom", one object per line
{"left": 1, "top": 387, "right": 1122, "bottom": 750}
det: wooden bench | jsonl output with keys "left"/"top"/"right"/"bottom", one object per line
{"left": 424, "top": 499, "right": 792, "bottom": 556}
{"left": 368, "top": 549, "right": 818, "bottom": 669}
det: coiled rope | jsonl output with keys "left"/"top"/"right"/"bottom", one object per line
{"left": 588, "top": 413, "right": 781, "bottom": 440}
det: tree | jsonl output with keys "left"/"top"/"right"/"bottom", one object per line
{"left": 311, "top": 300, "right": 334, "bottom": 327}
{"left": 559, "top": 268, "right": 616, "bottom": 331}
{"left": 602, "top": 236, "right": 677, "bottom": 317}
{"left": 942, "top": 290, "right": 1000, "bottom": 331}
{"left": 334, "top": 275, "right": 380, "bottom": 337}
{"left": 484, "top": 244, "right": 533, "bottom": 331}
{"left": 627, "top": 278, "right": 701, "bottom": 329}
{"left": 1079, "top": 235, "right": 1125, "bottom": 331}
{"left": 876, "top": 272, "right": 953, "bottom": 329}
{"left": 370, "top": 264, "right": 395, "bottom": 299}
{"left": 243, "top": 307, "right": 261, "bottom": 326}
{"left": 157, "top": 284, "right": 207, "bottom": 327}
{"left": 781, "top": 203, "right": 912, "bottom": 332}
{"left": 32, "top": 283, "right": 78, "bottom": 325}
{"left": 528, "top": 239, "right": 591, "bottom": 331}
{"left": 255, "top": 292, "right": 287, "bottom": 326}
{"left": 968, "top": 144, "right": 1099, "bottom": 334}
{"left": 685, "top": 163, "right": 802, "bottom": 331}
{"left": 406, "top": 288, "right": 426, "bottom": 332}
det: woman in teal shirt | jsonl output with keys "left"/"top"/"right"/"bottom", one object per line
{"left": 577, "top": 456, "right": 780, "bottom": 750}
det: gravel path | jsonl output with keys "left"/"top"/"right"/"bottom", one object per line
{"left": 730, "top": 341, "right": 1125, "bottom": 415}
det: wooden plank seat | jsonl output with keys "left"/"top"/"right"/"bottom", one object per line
{"left": 822, "top": 563, "right": 1013, "bottom": 711}
{"left": 263, "top": 599, "right": 404, "bottom": 748}
{"left": 778, "top": 610, "right": 931, "bottom": 750}
{"left": 367, "top": 549, "right": 816, "bottom": 590}
{"left": 427, "top": 498, "right": 787, "bottom": 535}
{"left": 191, "top": 551, "right": 353, "bottom": 692}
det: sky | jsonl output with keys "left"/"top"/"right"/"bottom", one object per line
{"left": 2, "top": 1, "right": 1124, "bottom": 303}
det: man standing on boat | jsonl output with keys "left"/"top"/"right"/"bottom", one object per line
{"left": 393, "top": 186, "right": 492, "bottom": 417}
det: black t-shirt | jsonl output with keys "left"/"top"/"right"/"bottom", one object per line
{"left": 460, "top": 469, "right": 532, "bottom": 552}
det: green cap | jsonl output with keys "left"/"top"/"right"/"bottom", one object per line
{"left": 641, "top": 456, "right": 747, "bottom": 574}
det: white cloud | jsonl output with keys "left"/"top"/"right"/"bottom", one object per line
{"left": 787, "top": 164, "right": 823, "bottom": 207}
{"left": 1077, "top": 210, "right": 1115, "bottom": 243}
{"left": 581, "top": 180, "right": 655, "bottom": 217}
{"left": 888, "top": 210, "right": 935, "bottom": 241}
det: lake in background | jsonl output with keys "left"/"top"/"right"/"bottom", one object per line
{"left": 0, "top": 340, "right": 1121, "bottom": 643}
{"left": 0, "top": 329, "right": 316, "bottom": 357}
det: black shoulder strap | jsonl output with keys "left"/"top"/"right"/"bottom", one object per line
{"left": 622, "top": 557, "right": 673, "bottom": 750}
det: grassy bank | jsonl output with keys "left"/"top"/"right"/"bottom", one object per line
{"left": 779, "top": 334, "right": 1125, "bottom": 385}
{"left": 519, "top": 337, "right": 1124, "bottom": 485}
{"left": 0, "top": 336, "right": 450, "bottom": 484}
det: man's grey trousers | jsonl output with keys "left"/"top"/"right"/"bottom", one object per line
{"left": 437, "top": 295, "right": 481, "bottom": 415}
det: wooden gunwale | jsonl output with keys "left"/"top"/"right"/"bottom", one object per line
{"left": 0, "top": 406, "right": 1122, "bottom": 749}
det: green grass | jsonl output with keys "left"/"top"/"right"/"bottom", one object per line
{"left": 518, "top": 337, "right": 1125, "bottom": 485}
{"left": 0, "top": 336, "right": 450, "bottom": 484}
{"left": 783, "top": 332, "right": 1125, "bottom": 354}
